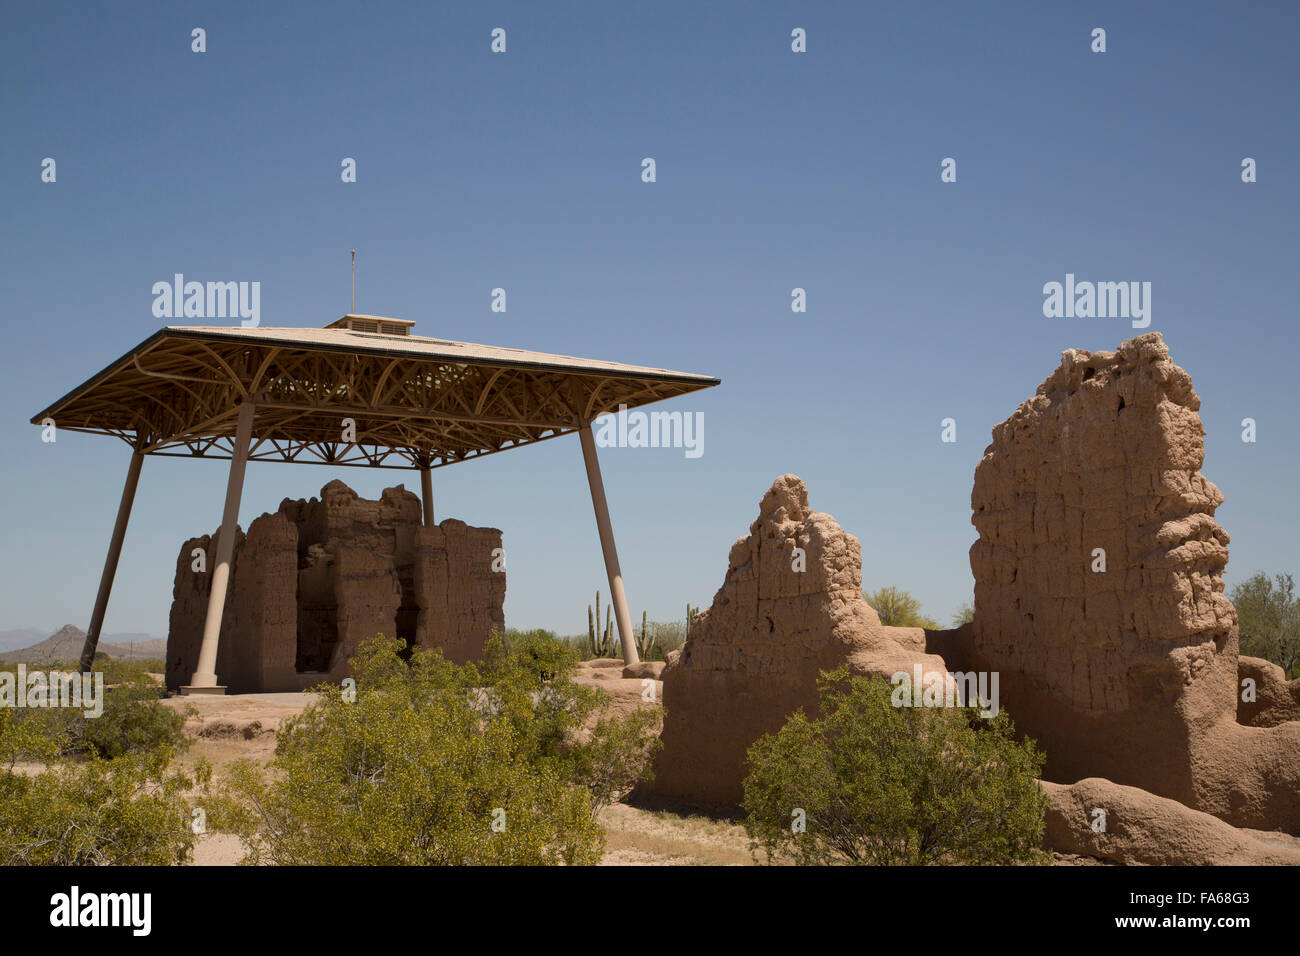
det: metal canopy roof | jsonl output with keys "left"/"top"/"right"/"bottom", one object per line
{"left": 31, "top": 319, "right": 720, "bottom": 470}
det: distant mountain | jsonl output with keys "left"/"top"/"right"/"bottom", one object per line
{"left": 98, "top": 632, "right": 161, "bottom": 647}
{"left": 102, "top": 636, "right": 167, "bottom": 659}
{"left": 0, "top": 625, "right": 167, "bottom": 663}
{"left": 0, "top": 628, "right": 49, "bottom": 652}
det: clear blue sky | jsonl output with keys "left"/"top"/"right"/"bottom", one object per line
{"left": 2, "top": 1, "right": 1297, "bottom": 638}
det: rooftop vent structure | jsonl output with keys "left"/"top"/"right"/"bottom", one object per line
{"left": 325, "top": 314, "right": 415, "bottom": 337}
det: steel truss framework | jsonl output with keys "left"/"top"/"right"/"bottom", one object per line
{"left": 34, "top": 326, "right": 718, "bottom": 467}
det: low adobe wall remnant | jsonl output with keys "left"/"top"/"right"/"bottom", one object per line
{"left": 637, "top": 474, "right": 948, "bottom": 809}
{"left": 1236, "top": 656, "right": 1300, "bottom": 728}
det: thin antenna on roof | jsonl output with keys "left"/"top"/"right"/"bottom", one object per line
{"left": 350, "top": 250, "right": 356, "bottom": 313}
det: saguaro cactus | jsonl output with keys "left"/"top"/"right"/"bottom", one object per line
{"left": 588, "top": 589, "right": 617, "bottom": 658}
{"left": 637, "top": 609, "right": 657, "bottom": 660}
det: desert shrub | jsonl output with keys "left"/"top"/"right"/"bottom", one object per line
{"left": 864, "top": 586, "right": 940, "bottom": 629}
{"left": 0, "top": 706, "right": 59, "bottom": 769}
{"left": 478, "top": 632, "right": 662, "bottom": 808}
{"left": 215, "top": 634, "right": 659, "bottom": 864}
{"left": 76, "top": 660, "right": 191, "bottom": 760}
{"left": 6, "top": 658, "right": 190, "bottom": 760}
{"left": 741, "top": 668, "right": 1048, "bottom": 865}
{"left": 951, "top": 602, "right": 975, "bottom": 627}
{"left": 1231, "top": 572, "right": 1300, "bottom": 678}
{"left": 569, "top": 706, "right": 663, "bottom": 811}
{"left": 0, "top": 708, "right": 202, "bottom": 865}
{"left": 644, "top": 620, "right": 686, "bottom": 660}
{"left": 493, "top": 628, "right": 579, "bottom": 682}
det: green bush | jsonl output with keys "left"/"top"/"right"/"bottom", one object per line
{"left": 493, "top": 628, "right": 580, "bottom": 682}
{"left": 1231, "top": 572, "right": 1300, "bottom": 678}
{"left": 643, "top": 620, "right": 687, "bottom": 660}
{"left": 4, "top": 658, "right": 191, "bottom": 761}
{"left": 213, "top": 634, "right": 660, "bottom": 864}
{"left": 742, "top": 668, "right": 1048, "bottom": 865}
{"left": 569, "top": 707, "right": 662, "bottom": 811}
{"left": 864, "top": 586, "right": 940, "bottom": 629}
{"left": 0, "top": 709, "right": 202, "bottom": 865}
{"left": 478, "top": 631, "right": 662, "bottom": 809}
{"left": 78, "top": 660, "right": 191, "bottom": 760}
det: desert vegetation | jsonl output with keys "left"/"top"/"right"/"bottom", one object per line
{"left": 862, "top": 586, "right": 940, "bottom": 629}
{"left": 741, "top": 667, "right": 1049, "bottom": 865}
{"left": 1231, "top": 572, "right": 1300, "bottom": 678}
{"left": 2, "top": 657, "right": 189, "bottom": 761}
{"left": 204, "top": 633, "right": 660, "bottom": 864}
{"left": 573, "top": 594, "right": 693, "bottom": 662}
{"left": 0, "top": 658, "right": 202, "bottom": 865}
{"left": 0, "top": 634, "right": 664, "bottom": 866}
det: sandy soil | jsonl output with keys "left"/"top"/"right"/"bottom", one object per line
{"left": 164, "top": 691, "right": 313, "bottom": 774}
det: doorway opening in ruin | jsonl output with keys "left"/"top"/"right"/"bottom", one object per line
{"left": 296, "top": 545, "right": 339, "bottom": 674}
{"left": 296, "top": 607, "right": 339, "bottom": 673}
{"left": 396, "top": 566, "right": 418, "bottom": 661}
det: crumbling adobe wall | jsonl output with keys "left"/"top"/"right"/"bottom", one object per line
{"left": 637, "top": 474, "right": 950, "bottom": 809}
{"left": 964, "top": 332, "right": 1299, "bottom": 831}
{"left": 167, "top": 520, "right": 318, "bottom": 694}
{"left": 1236, "top": 657, "right": 1300, "bottom": 727}
{"left": 331, "top": 544, "right": 403, "bottom": 672}
{"left": 166, "top": 480, "right": 505, "bottom": 692}
{"left": 166, "top": 530, "right": 235, "bottom": 691}
{"left": 193, "top": 513, "right": 301, "bottom": 694}
{"left": 413, "top": 520, "right": 506, "bottom": 664}
{"left": 281, "top": 480, "right": 421, "bottom": 568}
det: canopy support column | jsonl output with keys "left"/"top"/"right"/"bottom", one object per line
{"left": 579, "top": 424, "right": 639, "bottom": 666}
{"left": 185, "top": 400, "right": 255, "bottom": 694}
{"left": 420, "top": 462, "right": 435, "bottom": 527}
{"left": 78, "top": 447, "right": 145, "bottom": 673}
